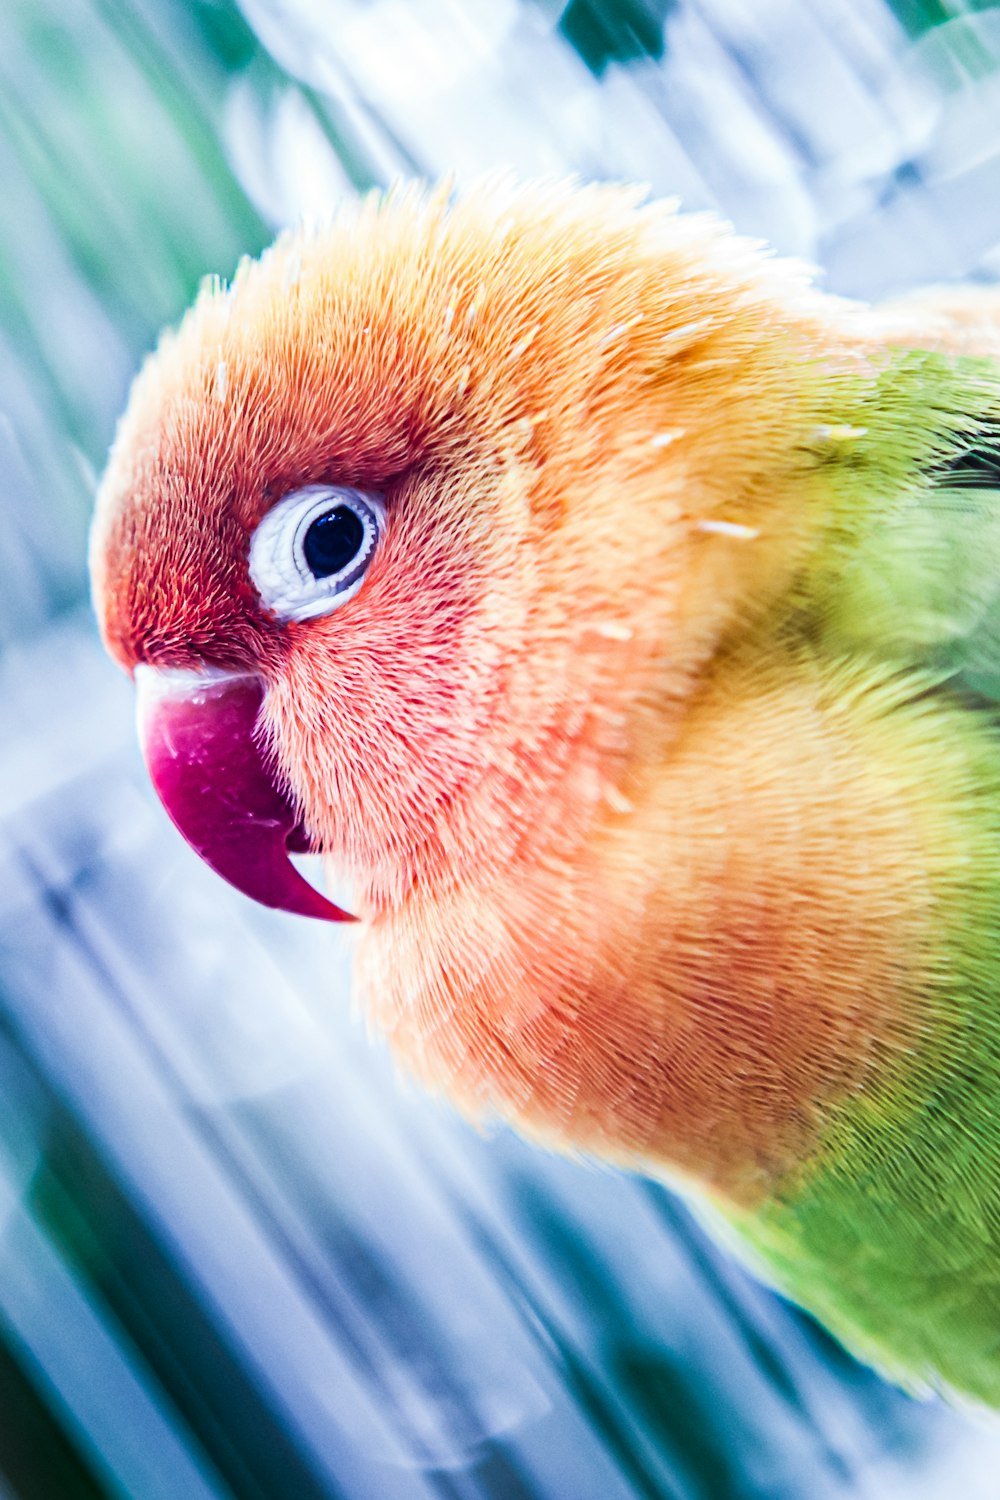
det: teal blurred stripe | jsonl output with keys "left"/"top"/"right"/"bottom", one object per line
{"left": 0, "top": 1152, "right": 228, "bottom": 1500}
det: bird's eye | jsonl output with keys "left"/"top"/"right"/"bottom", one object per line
{"left": 249, "top": 485, "right": 386, "bottom": 622}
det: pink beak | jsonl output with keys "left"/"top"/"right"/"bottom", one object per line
{"left": 134, "top": 666, "right": 351, "bottom": 922}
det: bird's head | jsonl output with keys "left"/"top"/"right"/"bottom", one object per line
{"left": 90, "top": 178, "right": 840, "bottom": 924}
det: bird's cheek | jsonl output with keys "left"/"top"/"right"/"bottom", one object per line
{"left": 134, "top": 665, "right": 352, "bottom": 922}
{"left": 258, "top": 659, "right": 376, "bottom": 863}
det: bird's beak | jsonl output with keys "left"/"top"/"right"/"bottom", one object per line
{"left": 134, "top": 666, "right": 352, "bottom": 922}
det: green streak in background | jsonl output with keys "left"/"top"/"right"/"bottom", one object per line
{"left": 0, "top": 0, "right": 270, "bottom": 392}
{"left": 558, "top": 0, "right": 674, "bottom": 74}
{"left": 0, "top": 1033, "right": 112, "bottom": 1500}
{"left": 888, "top": 0, "right": 1000, "bottom": 37}
{"left": 0, "top": 1329, "right": 111, "bottom": 1500}
{"left": 184, "top": 0, "right": 262, "bottom": 71}
{"left": 0, "top": 0, "right": 372, "bottom": 651}
{"left": 889, "top": 0, "right": 960, "bottom": 36}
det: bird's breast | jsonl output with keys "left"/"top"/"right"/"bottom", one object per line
{"left": 353, "top": 644, "right": 980, "bottom": 1211}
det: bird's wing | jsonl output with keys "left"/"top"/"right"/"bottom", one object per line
{"left": 802, "top": 323, "right": 1000, "bottom": 700}
{"left": 814, "top": 425, "right": 1000, "bottom": 699}
{"left": 724, "top": 308, "right": 1000, "bottom": 1404}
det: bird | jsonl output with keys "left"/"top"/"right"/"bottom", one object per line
{"left": 90, "top": 176, "right": 1000, "bottom": 1407}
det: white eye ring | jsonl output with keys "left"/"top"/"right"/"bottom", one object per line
{"left": 249, "top": 485, "right": 386, "bottom": 622}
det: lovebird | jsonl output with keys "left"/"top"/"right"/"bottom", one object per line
{"left": 90, "top": 178, "right": 1000, "bottom": 1407}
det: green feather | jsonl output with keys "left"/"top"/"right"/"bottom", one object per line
{"left": 719, "top": 347, "right": 1000, "bottom": 1405}
{"left": 808, "top": 350, "right": 1000, "bottom": 693}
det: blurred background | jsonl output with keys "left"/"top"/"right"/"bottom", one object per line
{"left": 3, "top": 1, "right": 1000, "bottom": 1496}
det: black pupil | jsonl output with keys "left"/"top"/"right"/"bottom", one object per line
{"left": 303, "top": 505, "right": 366, "bottom": 579}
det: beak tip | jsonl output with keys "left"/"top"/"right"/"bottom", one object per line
{"left": 136, "top": 667, "right": 354, "bottom": 923}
